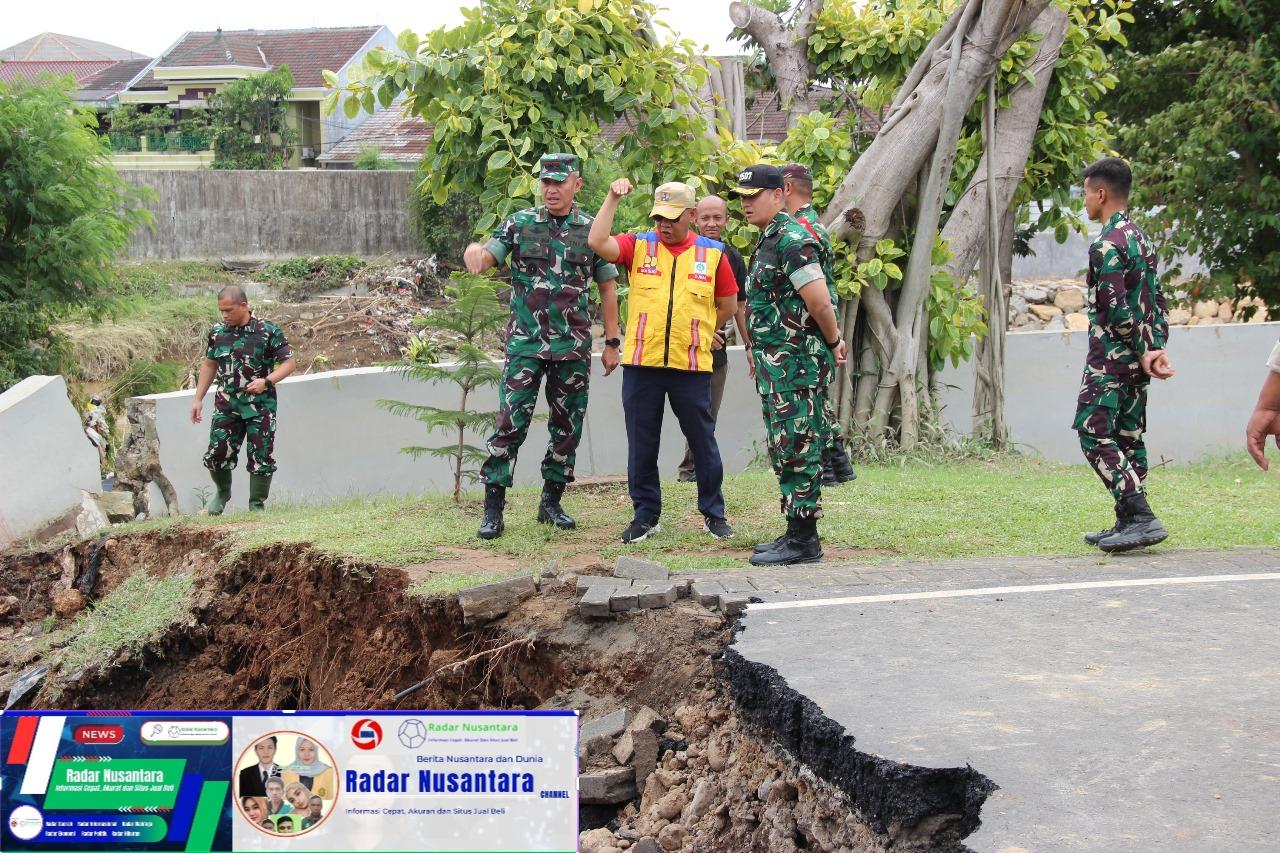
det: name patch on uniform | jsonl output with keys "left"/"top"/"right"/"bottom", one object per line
{"left": 638, "top": 254, "right": 661, "bottom": 277}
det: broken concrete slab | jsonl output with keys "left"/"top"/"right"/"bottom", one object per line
{"left": 691, "top": 580, "right": 725, "bottom": 607}
{"left": 578, "top": 584, "right": 613, "bottom": 619}
{"left": 629, "top": 705, "right": 668, "bottom": 736}
{"left": 612, "top": 730, "right": 635, "bottom": 765}
{"left": 580, "top": 708, "right": 630, "bottom": 743}
{"left": 456, "top": 575, "right": 536, "bottom": 625}
{"left": 609, "top": 589, "right": 639, "bottom": 612}
{"left": 631, "top": 728, "right": 661, "bottom": 789}
{"left": 614, "top": 556, "right": 669, "bottom": 582}
{"left": 635, "top": 584, "right": 678, "bottom": 609}
{"left": 579, "top": 766, "right": 637, "bottom": 804}
{"left": 93, "top": 490, "right": 135, "bottom": 523}
{"left": 719, "top": 594, "right": 749, "bottom": 617}
{"left": 672, "top": 578, "right": 692, "bottom": 598}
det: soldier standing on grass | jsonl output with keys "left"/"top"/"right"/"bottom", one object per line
{"left": 732, "top": 165, "right": 847, "bottom": 566}
{"left": 1074, "top": 157, "right": 1173, "bottom": 552}
{"left": 190, "top": 285, "right": 296, "bottom": 514}
{"left": 782, "top": 163, "right": 857, "bottom": 488}
{"left": 463, "top": 153, "right": 621, "bottom": 540}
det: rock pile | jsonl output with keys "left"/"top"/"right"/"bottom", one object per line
{"left": 1008, "top": 279, "right": 1271, "bottom": 333}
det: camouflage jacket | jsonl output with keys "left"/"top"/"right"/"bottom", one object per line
{"left": 1085, "top": 211, "right": 1169, "bottom": 382}
{"left": 205, "top": 316, "right": 292, "bottom": 418}
{"left": 485, "top": 205, "right": 620, "bottom": 361}
{"left": 792, "top": 202, "right": 837, "bottom": 304}
{"left": 745, "top": 212, "right": 835, "bottom": 395}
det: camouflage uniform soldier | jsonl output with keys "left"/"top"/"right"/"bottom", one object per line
{"left": 190, "top": 286, "right": 296, "bottom": 514}
{"left": 463, "top": 153, "right": 621, "bottom": 540}
{"left": 732, "top": 165, "right": 848, "bottom": 566}
{"left": 783, "top": 163, "right": 857, "bottom": 487}
{"left": 1074, "top": 158, "right": 1173, "bottom": 552}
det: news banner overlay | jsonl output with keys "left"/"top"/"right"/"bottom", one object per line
{"left": 2, "top": 711, "right": 578, "bottom": 852}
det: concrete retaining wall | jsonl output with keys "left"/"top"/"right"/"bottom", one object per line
{"left": 124, "top": 170, "right": 421, "bottom": 260}
{"left": 142, "top": 323, "right": 1276, "bottom": 513}
{"left": 0, "top": 376, "right": 102, "bottom": 548}
{"left": 144, "top": 352, "right": 763, "bottom": 514}
{"left": 937, "top": 322, "right": 1279, "bottom": 462}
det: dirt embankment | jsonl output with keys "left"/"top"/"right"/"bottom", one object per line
{"left": 0, "top": 528, "right": 990, "bottom": 852}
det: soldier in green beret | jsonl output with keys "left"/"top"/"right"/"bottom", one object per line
{"left": 463, "top": 153, "right": 621, "bottom": 540}
{"left": 190, "top": 285, "right": 296, "bottom": 514}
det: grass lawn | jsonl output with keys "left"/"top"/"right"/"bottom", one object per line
{"left": 122, "top": 455, "right": 1279, "bottom": 588}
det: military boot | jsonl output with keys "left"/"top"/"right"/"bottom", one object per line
{"left": 247, "top": 474, "right": 272, "bottom": 511}
{"left": 1084, "top": 500, "right": 1124, "bottom": 546}
{"left": 477, "top": 484, "right": 506, "bottom": 540}
{"left": 536, "top": 480, "right": 575, "bottom": 530}
{"left": 830, "top": 436, "right": 857, "bottom": 483}
{"left": 753, "top": 518, "right": 795, "bottom": 554}
{"left": 1097, "top": 493, "right": 1168, "bottom": 553}
{"left": 821, "top": 452, "right": 838, "bottom": 487}
{"left": 750, "top": 518, "right": 823, "bottom": 566}
{"left": 206, "top": 469, "right": 232, "bottom": 516}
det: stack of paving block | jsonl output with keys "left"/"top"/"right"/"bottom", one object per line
{"left": 575, "top": 557, "right": 753, "bottom": 618}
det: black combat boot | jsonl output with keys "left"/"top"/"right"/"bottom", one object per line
{"left": 821, "top": 452, "right": 838, "bottom": 486}
{"left": 1084, "top": 500, "right": 1124, "bottom": 546}
{"left": 536, "top": 480, "right": 576, "bottom": 529}
{"left": 829, "top": 436, "right": 857, "bottom": 483}
{"left": 753, "top": 518, "right": 796, "bottom": 554}
{"left": 477, "top": 484, "right": 506, "bottom": 540}
{"left": 750, "top": 518, "right": 822, "bottom": 566}
{"left": 1097, "top": 492, "right": 1168, "bottom": 553}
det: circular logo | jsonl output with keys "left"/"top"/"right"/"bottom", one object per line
{"left": 397, "top": 719, "right": 428, "bottom": 749}
{"left": 350, "top": 719, "right": 382, "bottom": 751}
{"left": 8, "top": 805, "right": 43, "bottom": 841}
{"left": 235, "top": 731, "right": 339, "bottom": 837}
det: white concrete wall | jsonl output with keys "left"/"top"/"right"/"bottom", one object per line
{"left": 142, "top": 323, "right": 1278, "bottom": 513}
{"left": 0, "top": 375, "right": 102, "bottom": 547}
{"left": 145, "top": 352, "right": 764, "bottom": 514}
{"left": 1012, "top": 210, "right": 1205, "bottom": 280}
{"left": 937, "top": 322, "right": 1280, "bottom": 462}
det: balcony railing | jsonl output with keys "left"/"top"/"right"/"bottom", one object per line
{"left": 109, "top": 133, "right": 212, "bottom": 153}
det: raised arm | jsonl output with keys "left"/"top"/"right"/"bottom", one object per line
{"left": 587, "top": 178, "right": 633, "bottom": 264}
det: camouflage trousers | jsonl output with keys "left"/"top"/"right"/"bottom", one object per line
{"left": 817, "top": 386, "right": 838, "bottom": 452}
{"left": 203, "top": 406, "right": 277, "bottom": 475}
{"left": 760, "top": 389, "right": 823, "bottom": 520}
{"left": 480, "top": 355, "right": 590, "bottom": 488}
{"left": 1072, "top": 371, "right": 1148, "bottom": 501}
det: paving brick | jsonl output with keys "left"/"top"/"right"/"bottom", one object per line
{"left": 579, "top": 766, "right": 636, "bottom": 804}
{"left": 576, "top": 575, "right": 629, "bottom": 596}
{"left": 691, "top": 580, "right": 725, "bottom": 607}
{"left": 614, "top": 556, "right": 670, "bottom": 582}
{"left": 635, "top": 584, "right": 677, "bottom": 609}
{"left": 672, "top": 578, "right": 692, "bottom": 598}
{"left": 629, "top": 705, "right": 667, "bottom": 735}
{"left": 718, "top": 577, "right": 758, "bottom": 593}
{"left": 719, "top": 594, "right": 749, "bottom": 617}
{"left": 609, "top": 589, "right": 639, "bottom": 612}
{"left": 580, "top": 708, "right": 630, "bottom": 743}
{"left": 578, "top": 584, "right": 613, "bottom": 619}
{"left": 457, "top": 575, "right": 536, "bottom": 625}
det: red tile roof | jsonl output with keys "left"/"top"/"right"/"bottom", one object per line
{"left": 1, "top": 33, "right": 143, "bottom": 62}
{"left": 132, "top": 26, "right": 384, "bottom": 90}
{"left": 318, "top": 97, "right": 432, "bottom": 163}
{"left": 0, "top": 60, "right": 115, "bottom": 85}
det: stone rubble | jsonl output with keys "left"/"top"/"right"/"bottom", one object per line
{"left": 1008, "top": 278, "right": 1271, "bottom": 333}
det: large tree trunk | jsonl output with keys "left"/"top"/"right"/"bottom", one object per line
{"left": 729, "top": 0, "right": 822, "bottom": 128}
{"left": 696, "top": 56, "right": 747, "bottom": 139}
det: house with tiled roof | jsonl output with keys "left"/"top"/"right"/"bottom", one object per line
{"left": 0, "top": 32, "right": 147, "bottom": 88}
{"left": 114, "top": 25, "right": 396, "bottom": 169}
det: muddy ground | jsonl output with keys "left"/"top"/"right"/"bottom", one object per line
{"left": 0, "top": 529, "right": 988, "bottom": 852}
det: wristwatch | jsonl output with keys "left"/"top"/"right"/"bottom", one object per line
{"left": 824, "top": 336, "right": 843, "bottom": 351}
{"left": 263, "top": 378, "right": 275, "bottom": 390}
{"left": 604, "top": 338, "right": 621, "bottom": 349}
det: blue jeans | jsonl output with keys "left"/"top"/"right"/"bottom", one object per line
{"left": 622, "top": 366, "right": 726, "bottom": 524}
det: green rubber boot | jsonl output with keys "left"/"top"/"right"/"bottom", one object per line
{"left": 206, "top": 469, "right": 232, "bottom": 516}
{"left": 248, "top": 473, "right": 272, "bottom": 512}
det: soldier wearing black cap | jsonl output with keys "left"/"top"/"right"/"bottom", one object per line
{"left": 732, "top": 164, "right": 847, "bottom": 565}
{"left": 782, "top": 163, "right": 857, "bottom": 488}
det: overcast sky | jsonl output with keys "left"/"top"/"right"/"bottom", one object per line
{"left": 2, "top": 0, "right": 742, "bottom": 59}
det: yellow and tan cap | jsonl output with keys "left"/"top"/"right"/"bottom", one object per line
{"left": 650, "top": 182, "right": 697, "bottom": 219}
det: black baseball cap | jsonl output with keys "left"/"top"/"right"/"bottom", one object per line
{"left": 730, "top": 164, "right": 783, "bottom": 197}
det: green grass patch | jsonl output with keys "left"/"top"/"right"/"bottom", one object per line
{"left": 261, "top": 255, "right": 366, "bottom": 301}
{"left": 120, "top": 456, "right": 1279, "bottom": 575}
{"left": 406, "top": 572, "right": 515, "bottom": 598}
{"left": 112, "top": 261, "right": 241, "bottom": 299}
{"left": 56, "top": 569, "right": 195, "bottom": 675}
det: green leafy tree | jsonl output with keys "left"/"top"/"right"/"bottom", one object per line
{"left": 377, "top": 272, "right": 506, "bottom": 503}
{"left": 325, "top": 0, "right": 714, "bottom": 232}
{"left": 210, "top": 67, "right": 298, "bottom": 169}
{"left": 0, "top": 79, "right": 151, "bottom": 390}
{"left": 1110, "top": 0, "right": 1279, "bottom": 310}
{"left": 107, "top": 103, "right": 176, "bottom": 136}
